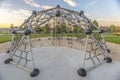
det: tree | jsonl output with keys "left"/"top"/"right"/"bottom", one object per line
{"left": 34, "top": 26, "right": 43, "bottom": 33}
{"left": 53, "top": 23, "right": 68, "bottom": 33}
{"left": 55, "top": 24, "right": 61, "bottom": 33}
{"left": 91, "top": 20, "right": 99, "bottom": 30}
{"left": 115, "top": 26, "right": 120, "bottom": 35}
{"left": 73, "top": 25, "right": 79, "bottom": 33}
{"left": 65, "top": 26, "right": 69, "bottom": 33}
{"left": 9, "top": 24, "right": 14, "bottom": 32}
{"left": 93, "top": 20, "right": 99, "bottom": 27}
{"left": 73, "top": 25, "right": 83, "bottom": 33}
{"left": 43, "top": 24, "right": 50, "bottom": 33}
{"left": 109, "top": 25, "right": 116, "bottom": 33}
{"left": 60, "top": 23, "right": 67, "bottom": 33}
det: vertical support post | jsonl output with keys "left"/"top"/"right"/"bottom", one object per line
{"left": 100, "top": 33, "right": 108, "bottom": 58}
{"left": 9, "top": 35, "right": 25, "bottom": 59}
{"left": 82, "top": 35, "right": 89, "bottom": 68}
{"left": 8, "top": 34, "right": 15, "bottom": 58}
{"left": 27, "top": 35, "right": 35, "bottom": 68}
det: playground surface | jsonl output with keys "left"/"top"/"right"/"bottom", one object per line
{"left": 0, "top": 38, "right": 120, "bottom": 61}
{"left": 0, "top": 47, "right": 120, "bottom": 80}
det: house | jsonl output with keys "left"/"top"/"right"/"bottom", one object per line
{"left": 0, "top": 28, "right": 10, "bottom": 33}
{"left": 99, "top": 26, "right": 109, "bottom": 32}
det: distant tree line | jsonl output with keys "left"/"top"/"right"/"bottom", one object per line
{"left": 33, "top": 20, "right": 100, "bottom": 34}
{"left": 109, "top": 25, "right": 120, "bottom": 35}
{"left": 33, "top": 24, "right": 84, "bottom": 34}
{"left": 91, "top": 20, "right": 120, "bottom": 35}
{"left": 9, "top": 20, "right": 120, "bottom": 35}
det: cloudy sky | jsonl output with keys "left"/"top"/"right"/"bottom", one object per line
{"left": 0, "top": 0, "right": 120, "bottom": 28}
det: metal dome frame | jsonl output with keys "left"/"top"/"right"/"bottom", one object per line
{"left": 4, "top": 5, "right": 112, "bottom": 77}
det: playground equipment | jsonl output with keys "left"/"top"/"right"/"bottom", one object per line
{"left": 4, "top": 5, "right": 112, "bottom": 77}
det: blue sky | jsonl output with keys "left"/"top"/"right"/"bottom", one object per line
{"left": 0, "top": 0, "right": 120, "bottom": 27}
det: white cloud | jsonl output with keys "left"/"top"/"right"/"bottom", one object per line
{"left": 0, "top": 4, "right": 53, "bottom": 27}
{"left": 24, "top": 0, "right": 40, "bottom": 8}
{"left": 85, "top": 12, "right": 120, "bottom": 23}
{"left": 0, "top": 1, "right": 32, "bottom": 26}
{"left": 23, "top": 0, "right": 54, "bottom": 9}
{"left": 0, "top": 0, "right": 54, "bottom": 26}
{"left": 84, "top": 0, "right": 97, "bottom": 9}
{"left": 41, "top": 5, "right": 53, "bottom": 9}
{"left": 101, "top": 17, "right": 120, "bottom": 22}
{"left": 64, "top": 0, "right": 77, "bottom": 7}
{"left": 85, "top": 13, "right": 105, "bottom": 22}
{"left": 0, "top": 8, "right": 31, "bottom": 24}
{"left": 97, "top": 18, "right": 104, "bottom": 21}
{"left": 84, "top": 13, "right": 95, "bottom": 20}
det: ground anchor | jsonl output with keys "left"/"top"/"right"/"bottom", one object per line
{"left": 30, "top": 68, "right": 40, "bottom": 77}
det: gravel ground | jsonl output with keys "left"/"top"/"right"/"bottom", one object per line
{"left": 0, "top": 38, "right": 120, "bottom": 61}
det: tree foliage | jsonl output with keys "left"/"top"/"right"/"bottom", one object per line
{"left": 34, "top": 26, "right": 43, "bottom": 33}
{"left": 93, "top": 20, "right": 99, "bottom": 27}
{"left": 9, "top": 24, "right": 14, "bottom": 31}
{"left": 43, "top": 24, "right": 50, "bottom": 33}
{"left": 109, "top": 25, "right": 116, "bottom": 33}
{"left": 73, "top": 25, "right": 83, "bottom": 33}
{"left": 54, "top": 24, "right": 68, "bottom": 33}
{"left": 91, "top": 20, "right": 99, "bottom": 30}
{"left": 60, "top": 23, "right": 67, "bottom": 33}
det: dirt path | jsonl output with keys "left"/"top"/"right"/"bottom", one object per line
{"left": 0, "top": 41, "right": 120, "bottom": 61}
{"left": 107, "top": 42, "right": 120, "bottom": 61}
{"left": 0, "top": 42, "right": 10, "bottom": 53}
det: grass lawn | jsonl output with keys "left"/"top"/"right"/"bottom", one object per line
{"left": 0, "top": 34, "right": 54, "bottom": 43}
{"left": 0, "top": 34, "right": 12, "bottom": 43}
{"left": 0, "top": 33, "right": 120, "bottom": 44}
{"left": 104, "top": 34, "right": 120, "bottom": 44}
